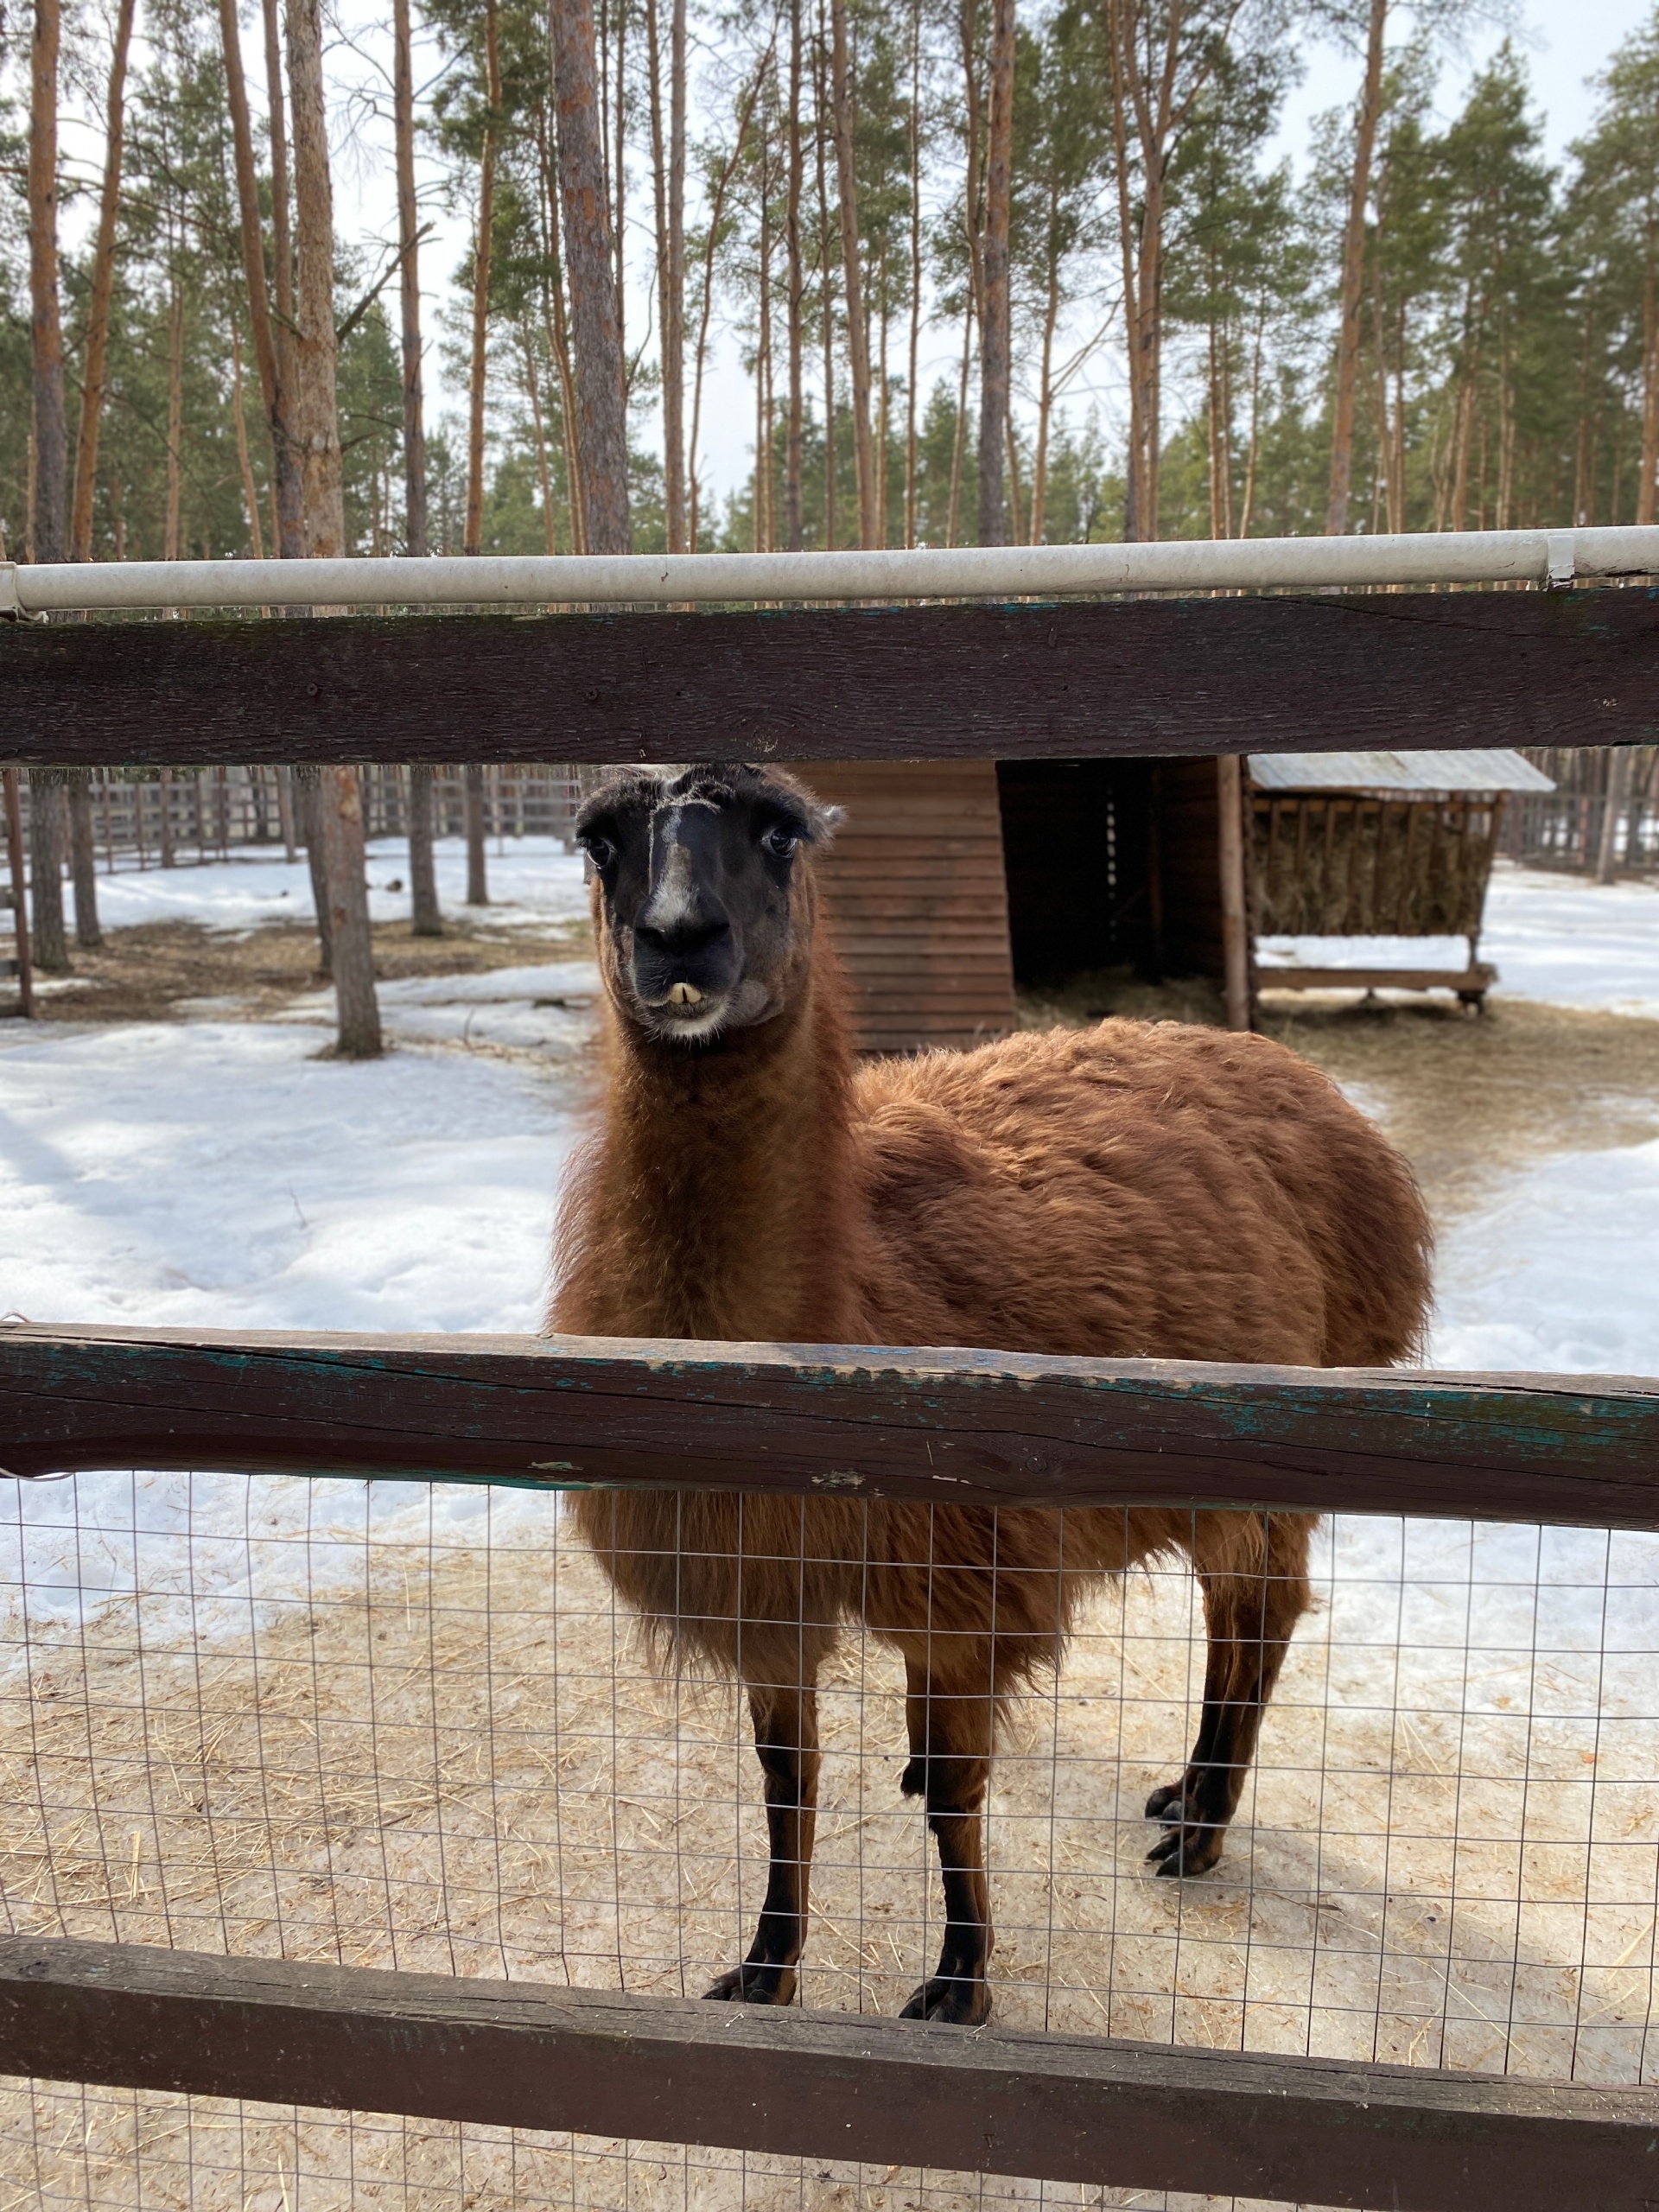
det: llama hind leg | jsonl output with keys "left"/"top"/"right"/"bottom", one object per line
{"left": 1146, "top": 1513, "right": 1314, "bottom": 1878}
{"left": 898, "top": 1656, "right": 995, "bottom": 2026}
{"left": 705, "top": 1681, "right": 820, "bottom": 2005}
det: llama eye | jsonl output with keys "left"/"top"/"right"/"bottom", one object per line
{"left": 582, "top": 836, "right": 616, "bottom": 871}
{"left": 761, "top": 826, "right": 798, "bottom": 859}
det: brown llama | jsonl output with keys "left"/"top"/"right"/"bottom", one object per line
{"left": 550, "top": 761, "right": 1432, "bottom": 2027}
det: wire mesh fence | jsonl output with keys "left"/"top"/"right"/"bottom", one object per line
{"left": 0, "top": 1469, "right": 1654, "bottom": 2207}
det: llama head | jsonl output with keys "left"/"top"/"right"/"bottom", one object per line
{"left": 575, "top": 763, "right": 842, "bottom": 1045}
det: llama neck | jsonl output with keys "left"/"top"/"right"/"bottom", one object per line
{"left": 557, "top": 962, "right": 862, "bottom": 1344}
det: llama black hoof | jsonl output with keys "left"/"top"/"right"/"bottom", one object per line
{"left": 703, "top": 1961, "right": 798, "bottom": 2005}
{"left": 1145, "top": 1778, "right": 1187, "bottom": 1822}
{"left": 899, "top": 1975, "right": 991, "bottom": 2026}
{"left": 1145, "top": 1821, "right": 1225, "bottom": 1878}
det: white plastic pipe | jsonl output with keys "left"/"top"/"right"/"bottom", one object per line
{"left": 3, "top": 526, "right": 1657, "bottom": 614}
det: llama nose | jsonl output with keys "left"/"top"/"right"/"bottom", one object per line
{"left": 635, "top": 913, "right": 731, "bottom": 959}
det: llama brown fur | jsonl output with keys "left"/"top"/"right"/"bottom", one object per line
{"left": 551, "top": 763, "right": 1433, "bottom": 2025}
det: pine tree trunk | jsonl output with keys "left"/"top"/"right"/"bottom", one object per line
{"left": 550, "top": 0, "right": 632, "bottom": 552}
{"left": 1106, "top": 0, "right": 1141, "bottom": 539}
{"left": 645, "top": 0, "right": 688, "bottom": 549}
{"left": 222, "top": 0, "right": 305, "bottom": 558}
{"left": 784, "top": 0, "right": 805, "bottom": 551}
{"left": 408, "top": 765, "right": 442, "bottom": 935}
{"left": 816, "top": 21, "right": 837, "bottom": 550}
{"left": 830, "top": 0, "right": 878, "bottom": 546}
{"left": 465, "top": 0, "right": 501, "bottom": 557}
{"left": 231, "top": 333, "right": 266, "bottom": 557}
{"left": 688, "top": 64, "right": 764, "bottom": 550}
{"left": 66, "top": 770, "right": 102, "bottom": 948}
{"left": 321, "top": 766, "right": 381, "bottom": 1057}
{"left": 1032, "top": 212, "right": 1060, "bottom": 543}
{"left": 1598, "top": 747, "right": 1632, "bottom": 883}
{"left": 756, "top": 113, "right": 773, "bottom": 552}
{"left": 289, "top": 0, "right": 378, "bottom": 1049}
{"left": 3, "top": 767, "right": 35, "bottom": 1017}
{"left": 28, "top": 769, "right": 69, "bottom": 974}
{"left": 537, "top": 110, "right": 587, "bottom": 553}
{"left": 394, "top": 0, "right": 429, "bottom": 557}
{"left": 262, "top": 0, "right": 304, "bottom": 558}
{"left": 163, "top": 276, "right": 184, "bottom": 561}
{"left": 1325, "top": 0, "right": 1387, "bottom": 537}
{"left": 159, "top": 766, "right": 176, "bottom": 868}
{"left": 69, "top": 0, "right": 135, "bottom": 562}
{"left": 29, "top": 0, "right": 68, "bottom": 568}
{"left": 277, "top": 765, "right": 297, "bottom": 860}
{"left": 296, "top": 767, "right": 332, "bottom": 972}
{"left": 976, "top": 0, "right": 1014, "bottom": 548}
{"left": 1638, "top": 236, "right": 1658, "bottom": 527}
{"left": 946, "top": 308, "right": 972, "bottom": 547}
{"left": 905, "top": 0, "right": 922, "bottom": 547}
{"left": 286, "top": 0, "right": 346, "bottom": 562}
{"left": 464, "top": 764, "right": 489, "bottom": 904}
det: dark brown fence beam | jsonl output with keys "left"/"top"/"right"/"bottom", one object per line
{"left": 3, "top": 1325, "right": 1656, "bottom": 1527}
{"left": 2, "top": 590, "right": 1655, "bottom": 766}
{"left": 0, "top": 1936, "right": 1653, "bottom": 2212}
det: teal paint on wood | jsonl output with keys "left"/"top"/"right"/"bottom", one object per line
{"left": 2, "top": 1325, "right": 1656, "bottom": 1528}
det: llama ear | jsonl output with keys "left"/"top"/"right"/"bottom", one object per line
{"left": 810, "top": 802, "right": 847, "bottom": 846}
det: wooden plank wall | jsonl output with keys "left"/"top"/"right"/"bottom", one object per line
{"left": 1158, "top": 757, "right": 1225, "bottom": 979}
{"left": 790, "top": 760, "right": 1019, "bottom": 1053}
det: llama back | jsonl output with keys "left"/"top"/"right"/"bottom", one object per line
{"left": 849, "top": 1019, "right": 1432, "bottom": 1371}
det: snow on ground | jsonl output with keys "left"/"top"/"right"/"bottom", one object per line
{"left": 1429, "top": 1134, "right": 1659, "bottom": 1376}
{"left": 87, "top": 834, "right": 591, "bottom": 937}
{"left": 1258, "top": 860, "right": 1659, "bottom": 1020}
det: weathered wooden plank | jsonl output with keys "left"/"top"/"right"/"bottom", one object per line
{"left": 0, "top": 1936, "right": 1652, "bottom": 2211}
{"left": 2, "top": 1325, "right": 1656, "bottom": 1527}
{"left": 1, "top": 590, "right": 1654, "bottom": 766}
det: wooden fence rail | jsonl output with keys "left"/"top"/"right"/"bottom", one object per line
{"left": 3, "top": 589, "right": 1657, "bottom": 766}
{"left": 1, "top": 1936, "right": 1655, "bottom": 2212}
{"left": 3, "top": 1325, "right": 1657, "bottom": 1527}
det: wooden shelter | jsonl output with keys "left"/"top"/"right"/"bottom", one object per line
{"left": 1245, "top": 749, "right": 1554, "bottom": 1009}
{"left": 791, "top": 760, "right": 1018, "bottom": 1052}
{"left": 804, "top": 749, "right": 1554, "bottom": 1050}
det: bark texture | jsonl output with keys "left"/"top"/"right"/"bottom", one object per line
{"left": 1326, "top": 0, "right": 1388, "bottom": 537}
{"left": 220, "top": 0, "right": 303, "bottom": 560}
{"left": 830, "top": 0, "right": 879, "bottom": 545}
{"left": 394, "top": 0, "right": 429, "bottom": 557}
{"left": 70, "top": 0, "right": 136, "bottom": 563}
{"left": 977, "top": 0, "right": 1015, "bottom": 548}
{"left": 464, "top": 763, "right": 490, "bottom": 905}
{"left": 66, "top": 771, "right": 102, "bottom": 949}
{"left": 285, "top": 0, "right": 346, "bottom": 560}
{"left": 319, "top": 766, "right": 382, "bottom": 1058}
{"left": 27, "top": 770, "right": 69, "bottom": 975}
{"left": 408, "top": 766, "right": 442, "bottom": 934}
{"left": 29, "top": 0, "right": 68, "bottom": 566}
{"left": 464, "top": 0, "right": 502, "bottom": 557}
{"left": 550, "top": 0, "right": 632, "bottom": 552}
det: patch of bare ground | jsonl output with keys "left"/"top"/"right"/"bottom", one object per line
{"left": 16, "top": 913, "right": 592, "bottom": 1028}
{"left": 1019, "top": 968, "right": 1659, "bottom": 1224}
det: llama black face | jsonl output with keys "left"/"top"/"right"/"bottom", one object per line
{"left": 575, "top": 764, "right": 840, "bottom": 1045}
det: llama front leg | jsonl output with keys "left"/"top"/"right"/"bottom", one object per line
{"left": 1147, "top": 1512, "right": 1314, "bottom": 1878}
{"left": 705, "top": 1682, "right": 820, "bottom": 2005}
{"left": 899, "top": 1656, "right": 994, "bottom": 2026}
